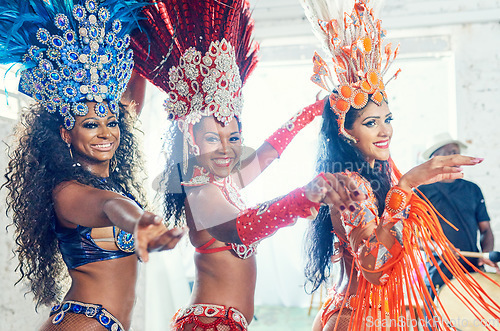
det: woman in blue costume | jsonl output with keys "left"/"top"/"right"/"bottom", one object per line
{"left": 1, "top": 1, "right": 184, "bottom": 330}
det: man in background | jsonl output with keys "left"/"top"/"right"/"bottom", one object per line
{"left": 419, "top": 132, "right": 499, "bottom": 299}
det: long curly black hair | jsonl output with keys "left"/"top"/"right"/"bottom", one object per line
{"left": 4, "top": 103, "right": 146, "bottom": 309}
{"left": 161, "top": 123, "right": 192, "bottom": 227}
{"left": 304, "top": 98, "right": 392, "bottom": 294}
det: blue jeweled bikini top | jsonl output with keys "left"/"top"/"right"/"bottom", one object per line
{"left": 55, "top": 181, "right": 139, "bottom": 269}
{"left": 55, "top": 224, "right": 134, "bottom": 269}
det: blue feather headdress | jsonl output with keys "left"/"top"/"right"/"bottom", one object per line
{"left": 0, "top": 0, "right": 147, "bottom": 129}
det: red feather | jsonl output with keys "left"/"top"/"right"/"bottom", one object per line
{"left": 131, "top": 0, "right": 259, "bottom": 93}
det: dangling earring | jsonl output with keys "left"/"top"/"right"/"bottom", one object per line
{"left": 109, "top": 157, "right": 117, "bottom": 173}
{"left": 67, "top": 143, "right": 80, "bottom": 167}
{"left": 67, "top": 143, "right": 73, "bottom": 159}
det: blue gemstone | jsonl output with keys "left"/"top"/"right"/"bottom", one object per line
{"left": 66, "top": 31, "right": 74, "bottom": 42}
{"left": 121, "top": 63, "right": 127, "bottom": 70}
{"left": 90, "top": 27, "right": 98, "bottom": 38}
{"left": 53, "top": 97, "right": 61, "bottom": 104}
{"left": 88, "top": 1, "right": 96, "bottom": 11}
{"left": 47, "top": 84, "right": 56, "bottom": 92}
{"left": 127, "top": 51, "right": 133, "bottom": 60}
{"left": 47, "top": 104, "right": 54, "bottom": 111}
{"left": 91, "top": 85, "right": 99, "bottom": 94}
{"left": 109, "top": 103, "right": 116, "bottom": 112}
{"left": 65, "top": 118, "right": 73, "bottom": 129}
{"left": 110, "top": 66, "right": 116, "bottom": 75}
{"left": 35, "top": 93, "right": 43, "bottom": 100}
{"left": 69, "top": 52, "right": 79, "bottom": 62}
{"left": 50, "top": 72, "right": 60, "bottom": 81}
{"left": 75, "top": 8, "right": 84, "bottom": 18}
{"left": 107, "top": 34, "right": 114, "bottom": 44}
{"left": 76, "top": 104, "right": 86, "bottom": 114}
{"left": 62, "top": 68, "right": 71, "bottom": 78}
{"left": 62, "top": 303, "right": 70, "bottom": 311}
{"left": 39, "top": 31, "right": 48, "bottom": 42}
{"left": 113, "top": 21, "right": 121, "bottom": 31}
{"left": 117, "top": 71, "right": 123, "bottom": 80}
{"left": 97, "top": 104, "right": 106, "bottom": 115}
{"left": 53, "top": 37, "right": 63, "bottom": 47}
{"left": 58, "top": 17, "right": 66, "bottom": 27}
{"left": 101, "top": 72, "right": 108, "bottom": 80}
{"left": 51, "top": 305, "right": 61, "bottom": 312}
{"left": 35, "top": 83, "right": 43, "bottom": 91}
{"left": 66, "top": 87, "right": 75, "bottom": 96}
{"left": 117, "top": 53, "right": 124, "bottom": 61}
{"left": 100, "top": 315, "right": 110, "bottom": 324}
{"left": 60, "top": 105, "right": 68, "bottom": 115}
{"left": 54, "top": 312, "right": 64, "bottom": 323}
{"left": 72, "top": 304, "right": 82, "bottom": 313}
{"left": 91, "top": 54, "right": 98, "bottom": 63}
{"left": 116, "top": 40, "right": 123, "bottom": 49}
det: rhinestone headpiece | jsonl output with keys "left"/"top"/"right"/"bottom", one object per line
{"left": 302, "top": 0, "right": 401, "bottom": 142}
{"left": 3, "top": 0, "right": 137, "bottom": 130}
{"left": 164, "top": 39, "right": 243, "bottom": 127}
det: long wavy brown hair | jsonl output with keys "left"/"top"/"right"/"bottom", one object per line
{"left": 4, "top": 103, "right": 146, "bottom": 309}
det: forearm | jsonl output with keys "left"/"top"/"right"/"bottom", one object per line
{"left": 349, "top": 186, "right": 410, "bottom": 284}
{"left": 265, "top": 99, "right": 325, "bottom": 156}
{"left": 236, "top": 186, "right": 320, "bottom": 245}
{"left": 102, "top": 197, "right": 144, "bottom": 234}
{"left": 480, "top": 228, "right": 495, "bottom": 252}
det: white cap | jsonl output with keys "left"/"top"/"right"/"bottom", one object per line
{"left": 422, "top": 132, "right": 467, "bottom": 160}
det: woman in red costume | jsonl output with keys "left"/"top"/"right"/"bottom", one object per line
{"left": 301, "top": 0, "right": 500, "bottom": 330}
{"left": 130, "top": 1, "right": 367, "bottom": 330}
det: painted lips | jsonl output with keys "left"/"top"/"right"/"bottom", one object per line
{"left": 213, "top": 158, "right": 232, "bottom": 167}
{"left": 373, "top": 140, "right": 389, "bottom": 149}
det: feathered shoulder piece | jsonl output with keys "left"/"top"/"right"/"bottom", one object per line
{"left": 301, "top": 0, "right": 400, "bottom": 142}
{"left": 0, "top": 0, "right": 146, "bottom": 129}
{"left": 131, "top": 0, "right": 259, "bottom": 127}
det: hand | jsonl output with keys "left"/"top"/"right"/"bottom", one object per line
{"left": 305, "top": 172, "right": 366, "bottom": 212}
{"left": 478, "top": 257, "right": 500, "bottom": 274}
{"left": 398, "top": 155, "right": 483, "bottom": 191}
{"left": 134, "top": 211, "right": 186, "bottom": 262}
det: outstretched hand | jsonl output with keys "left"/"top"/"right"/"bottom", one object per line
{"left": 305, "top": 172, "right": 366, "bottom": 213}
{"left": 398, "top": 155, "right": 483, "bottom": 191}
{"left": 134, "top": 212, "right": 186, "bottom": 262}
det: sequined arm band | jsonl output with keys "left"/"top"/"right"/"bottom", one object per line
{"left": 265, "top": 99, "right": 325, "bottom": 156}
{"left": 236, "top": 186, "right": 320, "bottom": 245}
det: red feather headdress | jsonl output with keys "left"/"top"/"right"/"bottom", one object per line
{"left": 131, "top": 0, "right": 258, "bottom": 125}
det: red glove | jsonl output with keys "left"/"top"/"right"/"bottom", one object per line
{"left": 265, "top": 99, "right": 325, "bottom": 156}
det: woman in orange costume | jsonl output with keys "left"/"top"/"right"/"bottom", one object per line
{"left": 301, "top": 0, "right": 500, "bottom": 330}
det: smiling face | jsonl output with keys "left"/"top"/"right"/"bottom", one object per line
{"left": 345, "top": 101, "right": 393, "bottom": 167}
{"left": 60, "top": 101, "right": 120, "bottom": 176}
{"left": 192, "top": 116, "right": 242, "bottom": 178}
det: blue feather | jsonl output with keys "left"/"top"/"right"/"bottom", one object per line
{"left": 0, "top": 0, "right": 148, "bottom": 65}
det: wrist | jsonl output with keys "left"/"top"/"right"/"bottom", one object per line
{"left": 385, "top": 186, "right": 412, "bottom": 216}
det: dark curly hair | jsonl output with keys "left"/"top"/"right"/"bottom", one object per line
{"left": 304, "top": 98, "right": 392, "bottom": 294}
{"left": 4, "top": 103, "right": 146, "bottom": 309}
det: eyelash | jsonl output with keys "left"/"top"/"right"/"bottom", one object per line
{"left": 205, "top": 136, "right": 241, "bottom": 143}
{"left": 82, "top": 121, "right": 119, "bottom": 129}
{"left": 363, "top": 117, "right": 394, "bottom": 127}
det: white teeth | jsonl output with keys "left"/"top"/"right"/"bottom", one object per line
{"left": 214, "top": 159, "right": 231, "bottom": 165}
{"left": 95, "top": 143, "right": 111, "bottom": 148}
{"left": 374, "top": 141, "right": 388, "bottom": 147}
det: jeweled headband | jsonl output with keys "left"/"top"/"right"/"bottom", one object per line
{"left": 0, "top": 0, "right": 145, "bottom": 129}
{"left": 301, "top": 0, "right": 401, "bottom": 142}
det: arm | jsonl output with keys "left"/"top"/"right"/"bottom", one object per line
{"left": 235, "top": 99, "right": 325, "bottom": 187}
{"left": 121, "top": 69, "right": 146, "bottom": 115}
{"left": 346, "top": 155, "right": 484, "bottom": 285}
{"left": 479, "top": 221, "right": 494, "bottom": 252}
{"left": 53, "top": 181, "right": 185, "bottom": 261}
{"left": 188, "top": 172, "right": 364, "bottom": 244}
